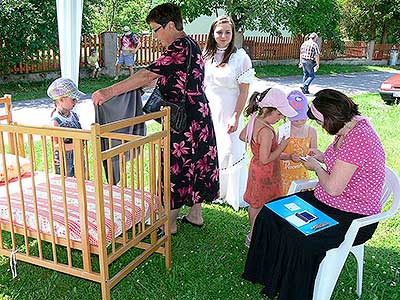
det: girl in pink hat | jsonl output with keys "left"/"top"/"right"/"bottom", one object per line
{"left": 239, "top": 87, "right": 297, "bottom": 247}
{"left": 279, "top": 90, "right": 318, "bottom": 194}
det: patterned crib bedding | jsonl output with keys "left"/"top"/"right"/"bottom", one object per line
{"left": 0, "top": 172, "right": 157, "bottom": 246}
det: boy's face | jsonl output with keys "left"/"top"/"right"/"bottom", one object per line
{"left": 60, "top": 96, "right": 78, "bottom": 110}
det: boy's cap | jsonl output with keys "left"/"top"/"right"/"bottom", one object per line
{"left": 288, "top": 90, "right": 309, "bottom": 121}
{"left": 47, "top": 78, "right": 85, "bottom": 100}
{"left": 259, "top": 87, "right": 297, "bottom": 118}
{"left": 309, "top": 32, "right": 318, "bottom": 39}
{"left": 123, "top": 26, "right": 130, "bottom": 32}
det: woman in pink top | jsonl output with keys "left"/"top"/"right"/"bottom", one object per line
{"left": 243, "top": 89, "right": 385, "bottom": 300}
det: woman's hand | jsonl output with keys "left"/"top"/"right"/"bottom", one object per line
{"left": 227, "top": 115, "right": 239, "bottom": 133}
{"left": 307, "top": 147, "right": 324, "bottom": 162}
{"left": 301, "top": 156, "right": 322, "bottom": 172}
{"left": 92, "top": 88, "right": 112, "bottom": 105}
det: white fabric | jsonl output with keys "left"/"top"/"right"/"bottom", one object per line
{"left": 204, "top": 48, "right": 254, "bottom": 210}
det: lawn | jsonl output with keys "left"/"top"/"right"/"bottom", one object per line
{"left": 0, "top": 94, "right": 399, "bottom": 300}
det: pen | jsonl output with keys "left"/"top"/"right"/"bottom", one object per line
{"left": 312, "top": 222, "right": 329, "bottom": 231}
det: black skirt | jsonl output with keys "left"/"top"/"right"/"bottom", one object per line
{"left": 242, "top": 190, "right": 378, "bottom": 300}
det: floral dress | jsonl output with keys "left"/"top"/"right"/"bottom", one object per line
{"left": 146, "top": 36, "right": 219, "bottom": 209}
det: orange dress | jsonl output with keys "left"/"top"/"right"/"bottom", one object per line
{"left": 280, "top": 126, "right": 311, "bottom": 194}
{"left": 243, "top": 124, "right": 282, "bottom": 208}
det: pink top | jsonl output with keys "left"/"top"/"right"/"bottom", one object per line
{"left": 314, "top": 117, "right": 385, "bottom": 215}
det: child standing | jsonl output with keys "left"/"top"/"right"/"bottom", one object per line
{"left": 239, "top": 87, "right": 297, "bottom": 247}
{"left": 88, "top": 47, "right": 101, "bottom": 78}
{"left": 47, "top": 78, "right": 85, "bottom": 177}
{"left": 279, "top": 90, "right": 318, "bottom": 194}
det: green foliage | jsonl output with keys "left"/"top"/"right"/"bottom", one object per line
{"left": 339, "top": 0, "right": 400, "bottom": 43}
{"left": 278, "top": 0, "right": 342, "bottom": 42}
{"left": 0, "top": 0, "right": 58, "bottom": 71}
{"left": 86, "top": 0, "right": 152, "bottom": 34}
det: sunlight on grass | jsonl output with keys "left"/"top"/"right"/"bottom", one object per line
{"left": 0, "top": 93, "right": 399, "bottom": 300}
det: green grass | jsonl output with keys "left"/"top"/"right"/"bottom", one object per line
{"left": 255, "top": 64, "right": 400, "bottom": 78}
{"left": 0, "top": 94, "right": 399, "bottom": 300}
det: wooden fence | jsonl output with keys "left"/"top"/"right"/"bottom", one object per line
{"left": 1, "top": 33, "right": 398, "bottom": 75}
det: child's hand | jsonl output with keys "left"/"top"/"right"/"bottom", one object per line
{"left": 301, "top": 156, "right": 320, "bottom": 171}
{"left": 307, "top": 147, "right": 324, "bottom": 162}
{"left": 279, "top": 137, "right": 289, "bottom": 150}
{"left": 290, "top": 153, "right": 301, "bottom": 162}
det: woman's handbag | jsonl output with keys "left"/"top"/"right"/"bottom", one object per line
{"left": 143, "top": 37, "right": 192, "bottom": 133}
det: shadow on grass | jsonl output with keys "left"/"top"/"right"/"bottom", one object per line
{"left": 0, "top": 204, "right": 398, "bottom": 300}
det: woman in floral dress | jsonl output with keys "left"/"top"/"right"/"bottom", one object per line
{"left": 92, "top": 3, "right": 219, "bottom": 234}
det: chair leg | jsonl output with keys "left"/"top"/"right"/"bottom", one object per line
{"left": 313, "top": 250, "right": 341, "bottom": 300}
{"left": 351, "top": 244, "right": 365, "bottom": 298}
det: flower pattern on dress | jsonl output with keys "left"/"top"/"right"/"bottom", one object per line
{"left": 146, "top": 36, "right": 219, "bottom": 209}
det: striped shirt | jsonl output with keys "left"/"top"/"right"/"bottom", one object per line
{"left": 300, "top": 39, "right": 320, "bottom": 61}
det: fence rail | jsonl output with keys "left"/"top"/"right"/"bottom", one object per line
{"left": 1, "top": 33, "right": 398, "bottom": 76}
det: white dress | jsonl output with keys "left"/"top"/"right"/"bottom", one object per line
{"left": 204, "top": 48, "right": 255, "bottom": 210}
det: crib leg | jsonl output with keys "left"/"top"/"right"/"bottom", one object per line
{"left": 101, "top": 281, "right": 111, "bottom": 300}
{"left": 165, "top": 235, "right": 172, "bottom": 269}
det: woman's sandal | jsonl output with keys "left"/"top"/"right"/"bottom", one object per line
{"left": 179, "top": 216, "right": 204, "bottom": 228}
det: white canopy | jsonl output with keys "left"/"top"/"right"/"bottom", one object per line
{"left": 56, "top": 0, "right": 83, "bottom": 86}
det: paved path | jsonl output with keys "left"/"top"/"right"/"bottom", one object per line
{"left": 10, "top": 70, "right": 399, "bottom": 129}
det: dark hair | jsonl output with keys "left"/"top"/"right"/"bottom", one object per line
{"left": 244, "top": 88, "right": 276, "bottom": 117}
{"left": 203, "top": 15, "right": 237, "bottom": 65}
{"left": 307, "top": 89, "right": 360, "bottom": 135}
{"left": 146, "top": 3, "right": 183, "bottom": 31}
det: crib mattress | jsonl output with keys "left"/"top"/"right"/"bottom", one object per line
{"left": 0, "top": 172, "right": 156, "bottom": 246}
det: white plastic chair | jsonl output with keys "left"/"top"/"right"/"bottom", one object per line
{"left": 287, "top": 166, "right": 400, "bottom": 300}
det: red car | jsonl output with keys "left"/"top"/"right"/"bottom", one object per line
{"left": 379, "top": 74, "right": 400, "bottom": 104}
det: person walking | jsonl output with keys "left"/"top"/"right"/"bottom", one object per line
{"left": 114, "top": 26, "right": 141, "bottom": 80}
{"left": 299, "top": 32, "right": 320, "bottom": 94}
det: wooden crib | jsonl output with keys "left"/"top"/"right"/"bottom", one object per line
{"left": 0, "top": 94, "right": 171, "bottom": 300}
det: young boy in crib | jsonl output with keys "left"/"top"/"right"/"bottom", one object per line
{"left": 47, "top": 78, "right": 85, "bottom": 177}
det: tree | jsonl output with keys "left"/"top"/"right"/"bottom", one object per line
{"left": 279, "top": 0, "right": 342, "bottom": 41}
{"left": 0, "top": 0, "right": 99, "bottom": 72}
{"left": 172, "top": 0, "right": 284, "bottom": 34}
{"left": 86, "top": 0, "right": 151, "bottom": 35}
{"left": 339, "top": 0, "right": 400, "bottom": 43}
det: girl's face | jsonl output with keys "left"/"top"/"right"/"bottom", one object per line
{"left": 58, "top": 96, "right": 77, "bottom": 111}
{"left": 264, "top": 109, "right": 285, "bottom": 125}
{"left": 291, "top": 119, "right": 307, "bottom": 128}
{"left": 213, "top": 22, "right": 233, "bottom": 49}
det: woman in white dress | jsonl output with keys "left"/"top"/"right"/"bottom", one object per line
{"left": 203, "top": 16, "right": 255, "bottom": 210}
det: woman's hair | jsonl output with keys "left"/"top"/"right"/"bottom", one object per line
{"left": 307, "top": 89, "right": 360, "bottom": 135}
{"left": 244, "top": 88, "right": 276, "bottom": 117}
{"left": 146, "top": 3, "right": 183, "bottom": 31}
{"left": 203, "top": 15, "right": 237, "bottom": 65}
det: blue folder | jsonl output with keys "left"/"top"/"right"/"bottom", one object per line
{"left": 266, "top": 195, "right": 338, "bottom": 236}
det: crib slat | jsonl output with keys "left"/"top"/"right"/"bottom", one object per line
{"left": 129, "top": 148, "right": 137, "bottom": 239}
{"left": 13, "top": 132, "right": 30, "bottom": 255}
{"left": 140, "top": 145, "right": 146, "bottom": 232}
{"left": 107, "top": 155, "right": 116, "bottom": 253}
{"left": 73, "top": 138, "right": 92, "bottom": 272}
{"left": 119, "top": 151, "right": 127, "bottom": 245}
{"left": 58, "top": 138, "right": 73, "bottom": 267}
{"left": 41, "top": 135, "right": 58, "bottom": 263}
{"left": 28, "top": 134, "right": 43, "bottom": 259}
{"left": 149, "top": 142, "right": 157, "bottom": 245}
